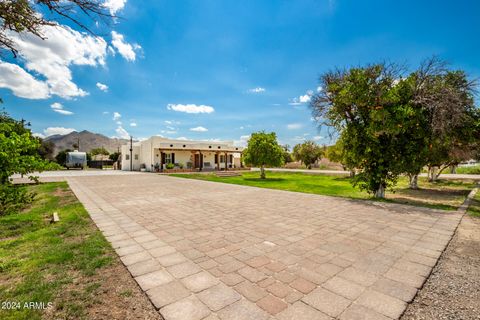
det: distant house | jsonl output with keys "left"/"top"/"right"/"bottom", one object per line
{"left": 120, "top": 137, "right": 244, "bottom": 171}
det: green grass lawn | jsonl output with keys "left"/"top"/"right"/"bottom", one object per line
{"left": 467, "top": 191, "right": 480, "bottom": 218}
{"left": 170, "top": 171, "right": 476, "bottom": 210}
{"left": 456, "top": 165, "right": 480, "bottom": 175}
{"left": 0, "top": 182, "right": 114, "bottom": 320}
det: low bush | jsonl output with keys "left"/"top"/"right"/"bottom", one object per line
{"left": 166, "top": 163, "right": 175, "bottom": 169}
{"left": 0, "top": 185, "right": 35, "bottom": 216}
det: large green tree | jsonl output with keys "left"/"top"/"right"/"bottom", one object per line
{"left": 243, "top": 131, "right": 284, "bottom": 179}
{"left": 292, "top": 141, "right": 323, "bottom": 169}
{"left": 310, "top": 63, "right": 420, "bottom": 197}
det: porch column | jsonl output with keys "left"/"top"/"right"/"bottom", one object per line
{"left": 159, "top": 150, "right": 163, "bottom": 172}
{"left": 191, "top": 151, "right": 196, "bottom": 169}
{"left": 216, "top": 152, "right": 220, "bottom": 170}
{"left": 199, "top": 151, "right": 203, "bottom": 171}
{"left": 225, "top": 152, "right": 228, "bottom": 171}
{"left": 240, "top": 153, "right": 243, "bottom": 168}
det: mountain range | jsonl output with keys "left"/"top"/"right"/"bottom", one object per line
{"left": 45, "top": 130, "right": 129, "bottom": 155}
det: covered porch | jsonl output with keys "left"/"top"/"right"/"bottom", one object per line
{"left": 152, "top": 148, "right": 243, "bottom": 172}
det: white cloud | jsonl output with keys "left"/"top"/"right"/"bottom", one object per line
{"left": 289, "top": 90, "right": 314, "bottom": 106}
{"left": 317, "top": 86, "right": 323, "bottom": 92}
{"left": 115, "top": 126, "right": 130, "bottom": 139}
{"left": 103, "top": 111, "right": 109, "bottom": 114}
{"left": 313, "top": 135, "right": 324, "bottom": 140}
{"left": 43, "top": 127, "right": 76, "bottom": 136}
{"left": 113, "top": 112, "right": 121, "bottom": 121}
{"left": 111, "top": 31, "right": 140, "bottom": 61}
{"left": 160, "top": 130, "right": 178, "bottom": 135}
{"left": 287, "top": 123, "right": 303, "bottom": 130}
{"left": 50, "top": 102, "right": 63, "bottom": 109}
{"left": 167, "top": 103, "right": 215, "bottom": 114}
{"left": 50, "top": 102, "right": 73, "bottom": 115}
{"left": 248, "top": 87, "right": 266, "bottom": 93}
{"left": 0, "top": 61, "right": 50, "bottom": 99}
{"left": 176, "top": 137, "right": 189, "bottom": 140}
{"left": 299, "top": 94, "right": 311, "bottom": 103}
{"left": 130, "top": 122, "right": 137, "bottom": 127}
{"left": 53, "top": 109, "right": 74, "bottom": 115}
{"left": 33, "top": 132, "right": 46, "bottom": 138}
{"left": 103, "top": 0, "right": 127, "bottom": 15}
{"left": 6, "top": 24, "right": 107, "bottom": 99}
{"left": 96, "top": 82, "right": 109, "bottom": 92}
{"left": 234, "top": 135, "right": 250, "bottom": 147}
{"left": 190, "top": 126, "right": 208, "bottom": 132}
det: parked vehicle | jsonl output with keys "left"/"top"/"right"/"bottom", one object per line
{"left": 66, "top": 151, "right": 87, "bottom": 169}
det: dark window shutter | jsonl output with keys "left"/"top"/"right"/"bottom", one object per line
{"left": 215, "top": 154, "right": 218, "bottom": 164}
{"left": 161, "top": 153, "right": 166, "bottom": 164}
{"left": 172, "top": 153, "right": 175, "bottom": 164}
{"left": 230, "top": 155, "right": 233, "bottom": 163}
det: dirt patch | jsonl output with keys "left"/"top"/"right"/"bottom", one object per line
{"left": 402, "top": 215, "right": 480, "bottom": 320}
{"left": 53, "top": 188, "right": 78, "bottom": 206}
{"left": 45, "top": 254, "right": 163, "bottom": 320}
{"left": 387, "top": 187, "right": 469, "bottom": 209}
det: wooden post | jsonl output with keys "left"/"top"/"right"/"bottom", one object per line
{"left": 216, "top": 152, "right": 220, "bottom": 171}
{"left": 199, "top": 151, "right": 203, "bottom": 171}
{"left": 159, "top": 150, "right": 163, "bottom": 172}
{"left": 225, "top": 152, "right": 228, "bottom": 171}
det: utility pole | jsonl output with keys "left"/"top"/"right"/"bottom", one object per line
{"left": 130, "top": 136, "right": 133, "bottom": 171}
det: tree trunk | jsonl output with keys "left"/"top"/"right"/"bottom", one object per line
{"left": 349, "top": 170, "right": 355, "bottom": 178}
{"left": 374, "top": 184, "right": 385, "bottom": 198}
{"left": 427, "top": 166, "right": 435, "bottom": 182}
{"left": 409, "top": 174, "right": 419, "bottom": 189}
{"left": 260, "top": 165, "right": 266, "bottom": 179}
{"left": 429, "top": 166, "right": 441, "bottom": 182}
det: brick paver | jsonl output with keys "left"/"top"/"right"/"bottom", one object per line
{"left": 66, "top": 174, "right": 462, "bottom": 319}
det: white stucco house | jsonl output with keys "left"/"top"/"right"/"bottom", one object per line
{"left": 121, "top": 136, "right": 244, "bottom": 172}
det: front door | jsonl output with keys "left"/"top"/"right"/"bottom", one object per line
{"left": 194, "top": 154, "right": 201, "bottom": 169}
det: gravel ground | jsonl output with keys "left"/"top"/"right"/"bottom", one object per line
{"left": 402, "top": 215, "right": 480, "bottom": 320}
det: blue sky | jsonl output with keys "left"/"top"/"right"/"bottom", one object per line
{"left": 1, "top": 0, "right": 479, "bottom": 147}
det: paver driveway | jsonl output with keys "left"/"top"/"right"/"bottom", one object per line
{"left": 66, "top": 174, "right": 462, "bottom": 320}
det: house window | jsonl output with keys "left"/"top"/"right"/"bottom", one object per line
{"left": 220, "top": 155, "right": 225, "bottom": 163}
{"left": 125, "top": 154, "right": 130, "bottom": 160}
{"left": 134, "top": 154, "right": 139, "bottom": 160}
{"left": 165, "top": 153, "right": 172, "bottom": 164}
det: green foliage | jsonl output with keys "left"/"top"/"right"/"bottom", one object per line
{"left": 37, "top": 138, "right": 55, "bottom": 161}
{"left": 0, "top": 111, "right": 46, "bottom": 185}
{"left": 242, "top": 131, "right": 284, "bottom": 178}
{"left": 166, "top": 163, "right": 175, "bottom": 169}
{"left": 90, "top": 147, "right": 109, "bottom": 156}
{"left": 325, "top": 138, "right": 348, "bottom": 169}
{"left": 292, "top": 141, "right": 323, "bottom": 169}
{"left": 55, "top": 149, "right": 72, "bottom": 166}
{"left": 311, "top": 59, "right": 480, "bottom": 196}
{"left": 0, "top": 184, "right": 35, "bottom": 216}
{"left": 109, "top": 152, "right": 121, "bottom": 162}
{"left": 281, "top": 145, "right": 293, "bottom": 164}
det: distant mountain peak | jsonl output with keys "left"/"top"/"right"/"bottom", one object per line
{"left": 45, "top": 130, "right": 127, "bottom": 155}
